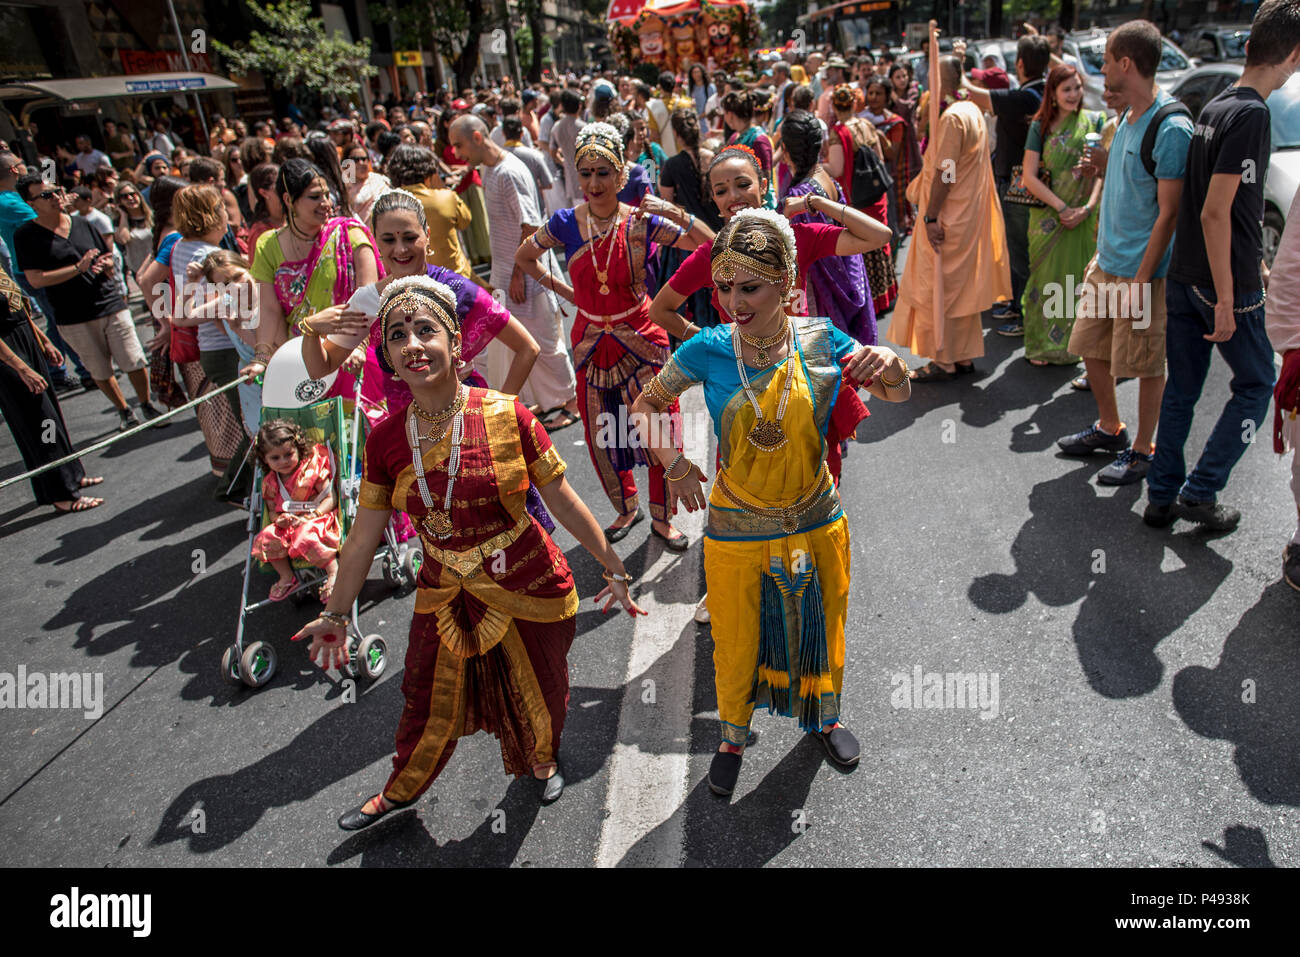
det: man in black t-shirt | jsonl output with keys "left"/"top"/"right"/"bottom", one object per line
{"left": 959, "top": 35, "right": 1051, "bottom": 332}
{"left": 12, "top": 173, "right": 162, "bottom": 431}
{"left": 1144, "top": 0, "right": 1300, "bottom": 532}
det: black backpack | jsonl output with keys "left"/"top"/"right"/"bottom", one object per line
{"left": 1120, "top": 101, "right": 1193, "bottom": 178}
{"left": 850, "top": 139, "right": 894, "bottom": 208}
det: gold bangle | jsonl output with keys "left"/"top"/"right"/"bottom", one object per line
{"left": 601, "top": 569, "right": 633, "bottom": 584}
{"left": 299, "top": 317, "right": 319, "bottom": 337}
{"left": 880, "top": 358, "right": 910, "bottom": 388}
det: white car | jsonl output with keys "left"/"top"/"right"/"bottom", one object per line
{"left": 1169, "top": 64, "right": 1300, "bottom": 266}
{"left": 1064, "top": 29, "right": 1197, "bottom": 113}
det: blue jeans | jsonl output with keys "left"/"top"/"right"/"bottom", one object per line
{"left": 996, "top": 175, "right": 1030, "bottom": 315}
{"left": 1146, "top": 279, "right": 1275, "bottom": 505}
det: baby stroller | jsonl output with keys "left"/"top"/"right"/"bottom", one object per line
{"left": 222, "top": 339, "right": 422, "bottom": 689}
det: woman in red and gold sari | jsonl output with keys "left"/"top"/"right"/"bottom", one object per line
{"left": 293, "top": 275, "right": 645, "bottom": 831}
{"left": 516, "top": 121, "right": 715, "bottom": 551}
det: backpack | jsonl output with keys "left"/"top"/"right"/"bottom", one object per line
{"left": 1121, "top": 101, "right": 1193, "bottom": 178}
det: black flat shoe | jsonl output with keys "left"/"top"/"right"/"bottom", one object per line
{"left": 604, "top": 507, "right": 644, "bottom": 543}
{"left": 651, "top": 524, "right": 689, "bottom": 552}
{"left": 819, "top": 725, "right": 860, "bottom": 767}
{"left": 536, "top": 764, "right": 565, "bottom": 804}
{"left": 337, "top": 794, "right": 416, "bottom": 831}
{"left": 708, "top": 749, "right": 743, "bottom": 796}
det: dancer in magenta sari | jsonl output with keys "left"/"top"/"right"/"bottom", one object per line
{"left": 517, "top": 123, "right": 714, "bottom": 550}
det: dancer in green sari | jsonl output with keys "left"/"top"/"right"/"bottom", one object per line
{"left": 1019, "top": 66, "right": 1105, "bottom": 366}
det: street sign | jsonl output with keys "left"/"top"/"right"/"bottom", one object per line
{"left": 394, "top": 51, "right": 424, "bottom": 67}
{"left": 124, "top": 77, "right": 208, "bottom": 92}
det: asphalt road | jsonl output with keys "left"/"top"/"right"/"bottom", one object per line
{"left": 1, "top": 265, "right": 1296, "bottom": 868}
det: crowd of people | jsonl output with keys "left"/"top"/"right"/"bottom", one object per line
{"left": 1, "top": 2, "right": 1299, "bottom": 831}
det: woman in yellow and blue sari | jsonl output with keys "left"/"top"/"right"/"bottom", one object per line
{"left": 632, "top": 209, "right": 911, "bottom": 795}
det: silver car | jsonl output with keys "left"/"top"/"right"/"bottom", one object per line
{"left": 1064, "top": 29, "right": 1197, "bottom": 113}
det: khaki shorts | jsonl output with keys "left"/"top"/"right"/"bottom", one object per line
{"left": 58, "top": 308, "right": 148, "bottom": 382}
{"left": 1066, "top": 258, "right": 1167, "bottom": 379}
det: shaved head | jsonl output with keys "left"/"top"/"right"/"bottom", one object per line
{"left": 448, "top": 114, "right": 491, "bottom": 165}
{"left": 939, "top": 55, "right": 962, "bottom": 94}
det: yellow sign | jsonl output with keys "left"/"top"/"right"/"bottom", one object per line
{"left": 394, "top": 51, "right": 424, "bottom": 67}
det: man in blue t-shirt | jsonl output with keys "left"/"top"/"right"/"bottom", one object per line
{"left": 1055, "top": 21, "right": 1194, "bottom": 487}
{"left": 1144, "top": 0, "right": 1300, "bottom": 532}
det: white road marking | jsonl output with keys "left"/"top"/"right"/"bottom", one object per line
{"left": 595, "top": 385, "right": 712, "bottom": 867}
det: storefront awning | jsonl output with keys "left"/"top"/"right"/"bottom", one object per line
{"left": 0, "top": 72, "right": 237, "bottom": 102}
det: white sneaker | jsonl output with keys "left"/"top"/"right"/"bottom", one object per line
{"left": 694, "top": 593, "right": 710, "bottom": 624}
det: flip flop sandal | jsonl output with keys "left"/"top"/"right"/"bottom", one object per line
{"left": 53, "top": 497, "right": 103, "bottom": 514}
{"left": 909, "top": 361, "right": 958, "bottom": 382}
{"left": 543, "top": 409, "right": 580, "bottom": 432}
{"left": 269, "top": 580, "right": 296, "bottom": 602}
{"left": 318, "top": 578, "right": 336, "bottom": 605}
{"left": 78, "top": 476, "right": 104, "bottom": 488}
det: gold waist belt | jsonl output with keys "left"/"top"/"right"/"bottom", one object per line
{"left": 421, "top": 510, "right": 531, "bottom": 580}
{"left": 715, "top": 466, "right": 831, "bottom": 535}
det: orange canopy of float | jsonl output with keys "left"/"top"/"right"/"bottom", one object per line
{"left": 605, "top": 0, "right": 748, "bottom": 25}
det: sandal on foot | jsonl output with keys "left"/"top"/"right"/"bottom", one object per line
{"left": 338, "top": 793, "right": 417, "bottom": 831}
{"left": 909, "top": 361, "right": 958, "bottom": 382}
{"left": 820, "top": 725, "right": 861, "bottom": 766}
{"left": 269, "top": 580, "right": 296, "bottom": 602}
{"left": 651, "top": 524, "right": 689, "bottom": 553}
{"left": 542, "top": 409, "right": 580, "bottom": 432}
{"left": 1025, "top": 358, "right": 1049, "bottom": 367}
{"left": 604, "top": 507, "right": 645, "bottom": 543}
{"left": 53, "top": 497, "right": 103, "bottom": 514}
{"left": 955, "top": 361, "right": 976, "bottom": 375}
{"left": 318, "top": 579, "right": 336, "bottom": 605}
{"left": 78, "top": 476, "right": 104, "bottom": 488}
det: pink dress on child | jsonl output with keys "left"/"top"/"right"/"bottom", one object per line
{"left": 252, "top": 444, "right": 340, "bottom": 567}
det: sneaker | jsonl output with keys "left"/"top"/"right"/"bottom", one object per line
{"left": 1097, "top": 448, "right": 1153, "bottom": 486}
{"left": 1284, "top": 544, "right": 1300, "bottom": 592}
{"left": 996, "top": 321, "right": 1025, "bottom": 337}
{"left": 1143, "top": 500, "right": 1177, "bottom": 528}
{"left": 79, "top": 375, "right": 97, "bottom": 390}
{"left": 52, "top": 377, "right": 81, "bottom": 395}
{"left": 140, "top": 402, "right": 169, "bottom": 428}
{"left": 1057, "top": 421, "right": 1130, "bottom": 456}
{"left": 118, "top": 408, "right": 140, "bottom": 431}
{"left": 1175, "top": 496, "right": 1241, "bottom": 532}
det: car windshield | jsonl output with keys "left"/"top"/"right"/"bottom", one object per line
{"left": 1220, "top": 31, "right": 1249, "bottom": 58}
{"left": 1077, "top": 37, "right": 1188, "bottom": 75}
{"left": 1270, "top": 78, "right": 1300, "bottom": 149}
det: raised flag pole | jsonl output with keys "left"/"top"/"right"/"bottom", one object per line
{"left": 928, "top": 19, "right": 945, "bottom": 354}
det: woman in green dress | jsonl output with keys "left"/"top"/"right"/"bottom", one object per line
{"left": 1019, "top": 65, "right": 1105, "bottom": 366}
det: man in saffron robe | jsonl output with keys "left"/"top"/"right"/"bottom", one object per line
{"left": 889, "top": 55, "right": 1012, "bottom": 380}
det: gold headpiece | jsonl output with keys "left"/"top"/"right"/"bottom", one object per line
{"left": 711, "top": 226, "right": 793, "bottom": 294}
{"left": 378, "top": 288, "right": 459, "bottom": 338}
{"left": 574, "top": 122, "right": 626, "bottom": 170}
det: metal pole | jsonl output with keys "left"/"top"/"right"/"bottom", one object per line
{"left": 165, "top": 0, "right": 211, "bottom": 152}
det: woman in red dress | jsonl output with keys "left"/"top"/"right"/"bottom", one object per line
{"left": 294, "top": 275, "right": 644, "bottom": 830}
{"left": 516, "top": 122, "right": 714, "bottom": 551}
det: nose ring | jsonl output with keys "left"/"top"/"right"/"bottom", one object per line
{"left": 401, "top": 346, "right": 419, "bottom": 357}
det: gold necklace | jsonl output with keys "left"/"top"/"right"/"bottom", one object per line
{"left": 587, "top": 208, "right": 622, "bottom": 296}
{"left": 412, "top": 386, "right": 467, "bottom": 429}
{"left": 739, "top": 320, "right": 791, "bottom": 369}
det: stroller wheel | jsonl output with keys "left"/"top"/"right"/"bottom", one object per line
{"left": 220, "top": 645, "right": 243, "bottom": 685}
{"left": 381, "top": 555, "right": 403, "bottom": 589}
{"left": 356, "top": 634, "right": 388, "bottom": 680}
{"left": 239, "top": 640, "right": 278, "bottom": 688}
{"left": 401, "top": 548, "right": 423, "bottom": 588}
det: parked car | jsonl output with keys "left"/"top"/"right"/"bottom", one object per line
{"left": 1168, "top": 64, "right": 1300, "bottom": 266}
{"left": 1180, "top": 23, "right": 1251, "bottom": 64}
{"left": 1064, "top": 28, "right": 1197, "bottom": 112}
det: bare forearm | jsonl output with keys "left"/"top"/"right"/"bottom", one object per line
{"left": 1135, "top": 211, "right": 1178, "bottom": 284}
{"left": 26, "top": 265, "right": 82, "bottom": 288}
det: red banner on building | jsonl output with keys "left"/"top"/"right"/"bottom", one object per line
{"left": 119, "top": 50, "right": 214, "bottom": 75}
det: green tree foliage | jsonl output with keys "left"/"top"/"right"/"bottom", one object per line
{"left": 213, "top": 0, "right": 377, "bottom": 100}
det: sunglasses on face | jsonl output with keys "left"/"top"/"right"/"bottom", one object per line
{"left": 33, "top": 188, "right": 64, "bottom": 201}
